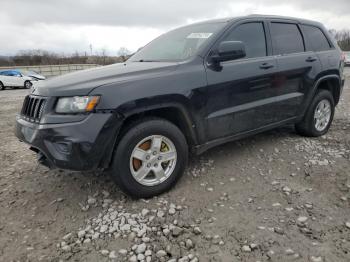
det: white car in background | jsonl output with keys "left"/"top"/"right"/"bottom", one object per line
{"left": 345, "top": 51, "right": 350, "bottom": 66}
{"left": 0, "top": 70, "right": 34, "bottom": 90}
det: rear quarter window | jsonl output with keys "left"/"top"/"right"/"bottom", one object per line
{"left": 301, "top": 25, "right": 332, "bottom": 52}
{"left": 0, "top": 71, "right": 10, "bottom": 76}
{"left": 270, "top": 22, "right": 305, "bottom": 55}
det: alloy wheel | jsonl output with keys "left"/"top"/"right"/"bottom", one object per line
{"left": 129, "top": 135, "right": 177, "bottom": 186}
{"left": 314, "top": 99, "right": 331, "bottom": 132}
{"left": 25, "top": 81, "right": 32, "bottom": 89}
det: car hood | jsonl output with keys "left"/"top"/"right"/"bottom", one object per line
{"left": 23, "top": 76, "right": 34, "bottom": 81}
{"left": 30, "top": 74, "right": 46, "bottom": 80}
{"left": 33, "top": 62, "right": 179, "bottom": 97}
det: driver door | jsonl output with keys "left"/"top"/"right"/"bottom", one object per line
{"left": 12, "top": 71, "right": 24, "bottom": 87}
{"left": 205, "top": 20, "right": 279, "bottom": 141}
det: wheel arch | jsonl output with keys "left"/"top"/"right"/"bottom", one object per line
{"left": 100, "top": 98, "right": 200, "bottom": 169}
{"left": 0, "top": 81, "right": 5, "bottom": 90}
{"left": 313, "top": 75, "right": 342, "bottom": 105}
{"left": 298, "top": 74, "right": 341, "bottom": 121}
{"left": 119, "top": 102, "right": 199, "bottom": 147}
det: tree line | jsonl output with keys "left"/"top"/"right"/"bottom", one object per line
{"left": 330, "top": 29, "right": 350, "bottom": 51}
{"left": 0, "top": 29, "right": 349, "bottom": 67}
{"left": 0, "top": 48, "right": 132, "bottom": 67}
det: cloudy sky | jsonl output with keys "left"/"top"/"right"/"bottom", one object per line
{"left": 1, "top": 0, "right": 349, "bottom": 56}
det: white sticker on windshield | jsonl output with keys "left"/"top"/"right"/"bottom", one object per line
{"left": 187, "top": 33, "right": 213, "bottom": 39}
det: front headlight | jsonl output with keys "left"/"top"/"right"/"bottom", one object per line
{"left": 56, "top": 96, "right": 100, "bottom": 113}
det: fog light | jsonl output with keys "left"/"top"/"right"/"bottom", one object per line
{"left": 54, "top": 142, "right": 72, "bottom": 154}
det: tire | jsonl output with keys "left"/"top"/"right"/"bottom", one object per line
{"left": 110, "top": 118, "right": 188, "bottom": 198}
{"left": 24, "top": 81, "right": 32, "bottom": 89}
{"left": 295, "top": 89, "right": 335, "bottom": 137}
{"left": 0, "top": 82, "right": 4, "bottom": 91}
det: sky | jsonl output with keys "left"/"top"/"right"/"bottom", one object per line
{"left": 1, "top": 0, "right": 349, "bottom": 56}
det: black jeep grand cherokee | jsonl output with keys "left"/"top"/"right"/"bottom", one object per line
{"left": 15, "top": 15, "right": 345, "bottom": 198}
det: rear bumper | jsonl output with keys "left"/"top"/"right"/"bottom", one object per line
{"left": 15, "top": 113, "right": 123, "bottom": 170}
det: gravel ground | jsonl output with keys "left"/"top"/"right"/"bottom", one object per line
{"left": 0, "top": 69, "right": 349, "bottom": 262}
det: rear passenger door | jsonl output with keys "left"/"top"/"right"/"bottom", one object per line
{"left": 269, "top": 21, "right": 322, "bottom": 121}
{"left": 300, "top": 24, "right": 336, "bottom": 73}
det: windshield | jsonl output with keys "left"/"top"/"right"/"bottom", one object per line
{"left": 129, "top": 22, "right": 226, "bottom": 62}
{"left": 22, "top": 70, "right": 39, "bottom": 75}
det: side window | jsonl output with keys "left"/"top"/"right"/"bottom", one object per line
{"left": 270, "top": 23, "right": 304, "bottom": 55}
{"left": 301, "top": 25, "right": 331, "bottom": 52}
{"left": 223, "top": 22, "right": 267, "bottom": 59}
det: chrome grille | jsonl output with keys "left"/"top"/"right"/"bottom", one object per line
{"left": 21, "top": 95, "right": 46, "bottom": 122}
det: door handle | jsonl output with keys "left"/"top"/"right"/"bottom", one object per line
{"left": 306, "top": 56, "right": 317, "bottom": 62}
{"left": 259, "top": 63, "right": 274, "bottom": 69}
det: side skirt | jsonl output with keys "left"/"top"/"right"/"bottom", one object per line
{"left": 193, "top": 117, "right": 298, "bottom": 155}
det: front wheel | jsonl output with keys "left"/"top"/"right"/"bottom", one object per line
{"left": 295, "top": 89, "right": 335, "bottom": 137}
{"left": 24, "top": 81, "right": 32, "bottom": 89}
{"left": 110, "top": 118, "right": 188, "bottom": 198}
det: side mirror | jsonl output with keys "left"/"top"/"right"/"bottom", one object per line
{"left": 212, "top": 41, "right": 246, "bottom": 63}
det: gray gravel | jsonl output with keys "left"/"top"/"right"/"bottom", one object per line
{"left": 0, "top": 68, "right": 349, "bottom": 261}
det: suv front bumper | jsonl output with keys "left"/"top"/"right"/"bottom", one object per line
{"left": 15, "top": 113, "right": 123, "bottom": 171}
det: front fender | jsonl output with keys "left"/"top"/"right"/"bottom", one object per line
{"left": 116, "top": 94, "right": 194, "bottom": 118}
{"left": 96, "top": 95, "right": 200, "bottom": 169}
{"left": 116, "top": 94, "right": 200, "bottom": 144}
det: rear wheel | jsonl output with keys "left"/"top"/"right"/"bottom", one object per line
{"left": 295, "top": 89, "right": 335, "bottom": 137}
{"left": 24, "top": 81, "right": 32, "bottom": 89}
{"left": 110, "top": 118, "right": 188, "bottom": 198}
{"left": 0, "top": 82, "right": 4, "bottom": 90}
